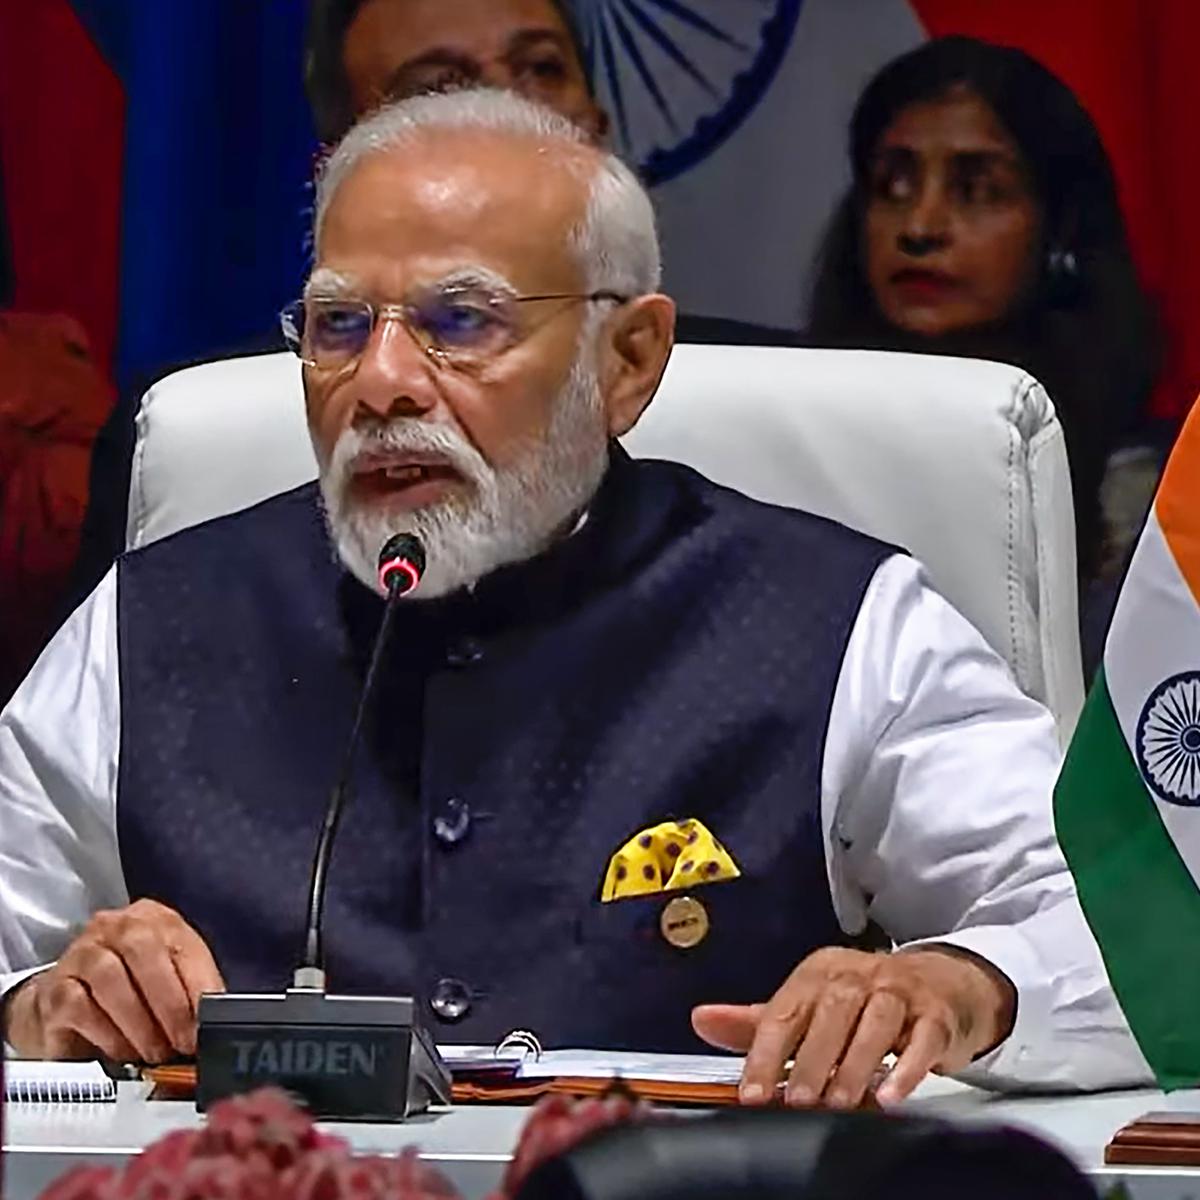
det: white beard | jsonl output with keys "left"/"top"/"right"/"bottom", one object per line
{"left": 318, "top": 352, "right": 610, "bottom": 599}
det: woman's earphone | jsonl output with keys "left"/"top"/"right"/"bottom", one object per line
{"left": 1046, "top": 244, "right": 1083, "bottom": 306}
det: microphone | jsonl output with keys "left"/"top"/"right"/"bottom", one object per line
{"left": 196, "top": 533, "right": 450, "bottom": 1121}
{"left": 377, "top": 532, "right": 426, "bottom": 599}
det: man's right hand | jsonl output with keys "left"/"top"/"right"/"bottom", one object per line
{"left": 5, "top": 899, "right": 224, "bottom": 1062}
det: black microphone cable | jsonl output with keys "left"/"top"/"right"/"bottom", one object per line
{"left": 294, "top": 532, "right": 426, "bottom": 988}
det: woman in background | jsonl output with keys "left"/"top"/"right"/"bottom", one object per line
{"left": 808, "top": 37, "right": 1160, "bottom": 669}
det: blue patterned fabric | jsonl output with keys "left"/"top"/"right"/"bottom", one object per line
{"left": 116, "top": 450, "right": 891, "bottom": 1051}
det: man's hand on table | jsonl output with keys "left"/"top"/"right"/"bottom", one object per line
{"left": 5, "top": 898, "right": 224, "bottom": 1062}
{"left": 692, "top": 945, "right": 1016, "bottom": 1109}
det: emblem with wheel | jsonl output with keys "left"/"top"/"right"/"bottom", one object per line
{"left": 1137, "top": 671, "right": 1200, "bottom": 806}
{"left": 569, "top": 0, "right": 805, "bottom": 184}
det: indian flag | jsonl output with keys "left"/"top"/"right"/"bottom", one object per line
{"left": 1055, "top": 401, "right": 1200, "bottom": 1089}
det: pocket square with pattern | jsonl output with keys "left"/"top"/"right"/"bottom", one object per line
{"left": 601, "top": 818, "right": 740, "bottom": 901}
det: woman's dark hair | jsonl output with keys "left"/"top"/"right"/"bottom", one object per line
{"left": 304, "top": 0, "right": 592, "bottom": 145}
{"left": 808, "top": 36, "right": 1160, "bottom": 581}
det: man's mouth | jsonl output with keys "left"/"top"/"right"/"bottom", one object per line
{"left": 347, "top": 453, "right": 464, "bottom": 507}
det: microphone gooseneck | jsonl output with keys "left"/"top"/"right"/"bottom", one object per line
{"left": 295, "top": 533, "right": 426, "bottom": 988}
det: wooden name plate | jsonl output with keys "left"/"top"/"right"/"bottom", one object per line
{"left": 1105, "top": 1112, "right": 1200, "bottom": 1165}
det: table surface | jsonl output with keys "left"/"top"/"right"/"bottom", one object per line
{"left": 7, "top": 1077, "right": 1200, "bottom": 1200}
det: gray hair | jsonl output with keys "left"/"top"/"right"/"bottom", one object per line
{"left": 313, "top": 88, "right": 661, "bottom": 296}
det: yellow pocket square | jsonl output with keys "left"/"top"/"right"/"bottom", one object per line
{"left": 601, "top": 819, "right": 740, "bottom": 901}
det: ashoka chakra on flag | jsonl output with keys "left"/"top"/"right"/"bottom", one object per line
{"left": 1137, "top": 672, "right": 1200, "bottom": 806}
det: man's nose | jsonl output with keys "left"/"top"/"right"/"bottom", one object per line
{"left": 350, "top": 318, "right": 438, "bottom": 421}
{"left": 897, "top": 184, "right": 951, "bottom": 256}
{"left": 480, "top": 61, "right": 517, "bottom": 93}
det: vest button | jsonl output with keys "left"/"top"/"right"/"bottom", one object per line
{"left": 430, "top": 977, "right": 472, "bottom": 1022}
{"left": 446, "top": 637, "right": 484, "bottom": 667}
{"left": 433, "top": 796, "right": 471, "bottom": 846}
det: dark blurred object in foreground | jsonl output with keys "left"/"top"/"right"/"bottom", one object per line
{"left": 513, "top": 1106, "right": 1097, "bottom": 1200}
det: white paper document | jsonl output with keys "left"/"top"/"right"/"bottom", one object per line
{"left": 521, "top": 1050, "right": 743, "bottom": 1083}
{"left": 439, "top": 1045, "right": 744, "bottom": 1084}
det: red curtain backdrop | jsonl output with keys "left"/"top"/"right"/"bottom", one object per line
{"left": 0, "top": 0, "right": 123, "bottom": 375}
{"left": 912, "top": 0, "right": 1200, "bottom": 424}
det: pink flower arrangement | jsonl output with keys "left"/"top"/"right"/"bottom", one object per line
{"left": 37, "top": 1088, "right": 645, "bottom": 1200}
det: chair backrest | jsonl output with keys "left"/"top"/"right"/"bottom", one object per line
{"left": 127, "top": 345, "right": 1083, "bottom": 739}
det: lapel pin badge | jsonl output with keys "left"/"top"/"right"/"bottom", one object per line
{"left": 660, "top": 894, "right": 709, "bottom": 949}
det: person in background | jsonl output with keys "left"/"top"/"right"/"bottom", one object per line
{"left": 305, "top": 0, "right": 605, "bottom": 146}
{"left": 807, "top": 37, "right": 1161, "bottom": 673}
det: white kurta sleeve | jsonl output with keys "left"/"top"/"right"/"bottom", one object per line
{"left": 821, "top": 553, "right": 1151, "bottom": 1091}
{"left": 0, "top": 566, "right": 127, "bottom": 993}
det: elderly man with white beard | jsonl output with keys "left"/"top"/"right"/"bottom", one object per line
{"left": 0, "top": 89, "right": 1150, "bottom": 1106}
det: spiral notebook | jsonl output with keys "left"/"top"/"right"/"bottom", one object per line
{"left": 441, "top": 1043, "right": 748, "bottom": 1105}
{"left": 5, "top": 1060, "right": 117, "bottom": 1102}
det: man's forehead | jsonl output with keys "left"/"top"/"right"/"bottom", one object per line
{"left": 318, "top": 132, "right": 593, "bottom": 276}
{"left": 345, "top": 0, "right": 575, "bottom": 74}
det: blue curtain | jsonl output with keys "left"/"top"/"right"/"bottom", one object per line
{"left": 71, "top": 1, "right": 316, "bottom": 390}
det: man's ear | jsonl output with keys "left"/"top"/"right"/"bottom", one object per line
{"left": 598, "top": 294, "right": 676, "bottom": 438}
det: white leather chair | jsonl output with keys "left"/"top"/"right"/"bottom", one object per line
{"left": 126, "top": 345, "right": 1084, "bottom": 739}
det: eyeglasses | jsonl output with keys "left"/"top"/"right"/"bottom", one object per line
{"left": 280, "top": 283, "right": 627, "bottom": 373}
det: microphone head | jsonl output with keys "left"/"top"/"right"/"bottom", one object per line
{"left": 377, "top": 533, "right": 426, "bottom": 598}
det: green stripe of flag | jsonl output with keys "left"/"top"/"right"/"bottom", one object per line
{"left": 1054, "top": 668, "right": 1200, "bottom": 1088}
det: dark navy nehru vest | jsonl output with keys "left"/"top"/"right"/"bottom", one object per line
{"left": 116, "top": 449, "right": 891, "bottom": 1051}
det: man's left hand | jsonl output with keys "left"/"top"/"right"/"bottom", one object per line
{"left": 691, "top": 946, "right": 1016, "bottom": 1109}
